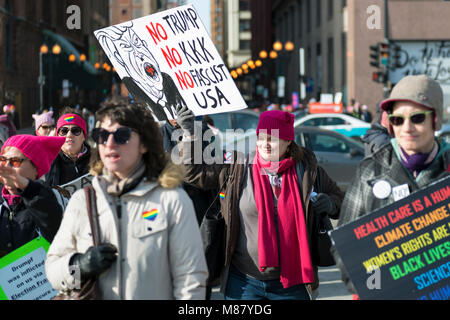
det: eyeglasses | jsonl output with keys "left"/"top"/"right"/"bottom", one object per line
{"left": 0, "top": 156, "right": 30, "bottom": 168}
{"left": 39, "top": 125, "right": 55, "bottom": 131}
{"left": 91, "top": 127, "right": 133, "bottom": 145}
{"left": 388, "top": 111, "right": 434, "bottom": 126}
{"left": 58, "top": 126, "right": 83, "bottom": 136}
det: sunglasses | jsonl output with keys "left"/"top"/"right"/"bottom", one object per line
{"left": 0, "top": 156, "right": 30, "bottom": 168}
{"left": 91, "top": 127, "right": 133, "bottom": 145}
{"left": 388, "top": 111, "right": 433, "bottom": 126}
{"left": 58, "top": 126, "right": 83, "bottom": 136}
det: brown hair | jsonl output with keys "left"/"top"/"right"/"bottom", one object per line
{"left": 286, "top": 141, "right": 303, "bottom": 163}
{"left": 89, "top": 97, "right": 168, "bottom": 182}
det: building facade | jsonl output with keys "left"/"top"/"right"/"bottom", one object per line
{"left": 0, "top": 0, "right": 109, "bottom": 128}
{"left": 249, "top": 0, "right": 450, "bottom": 118}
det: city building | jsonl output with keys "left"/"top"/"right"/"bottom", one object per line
{"left": 211, "top": 0, "right": 226, "bottom": 59}
{"left": 249, "top": 0, "right": 450, "bottom": 119}
{"left": 0, "top": 0, "right": 109, "bottom": 128}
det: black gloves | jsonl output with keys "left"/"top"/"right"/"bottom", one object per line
{"left": 175, "top": 105, "right": 195, "bottom": 137}
{"left": 70, "top": 244, "right": 118, "bottom": 281}
{"left": 311, "top": 193, "right": 337, "bottom": 217}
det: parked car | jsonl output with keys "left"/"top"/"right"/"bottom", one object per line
{"left": 295, "top": 126, "right": 365, "bottom": 192}
{"left": 293, "top": 113, "right": 371, "bottom": 138}
{"left": 207, "top": 109, "right": 260, "bottom": 155}
{"left": 435, "top": 121, "right": 450, "bottom": 144}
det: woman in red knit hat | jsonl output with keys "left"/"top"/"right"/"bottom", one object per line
{"left": 0, "top": 135, "right": 66, "bottom": 258}
{"left": 176, "top": 106, "right": 344, "bottom": 300}
{"left": 43, "top": 108, "right": 91, "bottom": 187}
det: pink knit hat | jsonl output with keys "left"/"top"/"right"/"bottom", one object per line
{"left": 257, "top": 110, "right": 295, "bottom": 141}
{"left": 2, "top": 135, "right": 66, "bottom": 179}
{"left": 32, "top": 111, "right": 55, "bottom": 131}
{"left": 56, "top": 113, "right": 87, "bottom": 137}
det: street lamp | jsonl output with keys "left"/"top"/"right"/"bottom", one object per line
{"left": 38, "top": 44, "right": 61, "bottom": 111}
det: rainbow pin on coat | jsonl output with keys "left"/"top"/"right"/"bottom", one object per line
{"left": 142, "top": 209, "right": 158, "bottom": 221}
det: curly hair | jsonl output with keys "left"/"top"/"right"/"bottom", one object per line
{"left": 89, "top": 96, "right": 168, "bottom": 182}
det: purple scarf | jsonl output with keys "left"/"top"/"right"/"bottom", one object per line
{"left": 399, "top": 142, "right": 438, "bottom": 178}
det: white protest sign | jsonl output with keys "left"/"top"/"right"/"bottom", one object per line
{"left": 94, "top": 4, "right": 247, "bottom": 121}
{"left": 60, "top": 173, "right": 93, "bottom": 197}
{"left": 0, "top": 237, "right": 57, "bottom": 300}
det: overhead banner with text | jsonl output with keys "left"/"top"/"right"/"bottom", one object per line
{"left": 331, "top": 176, "right": 450, "bottom": 300}
{"left": 94, "top": 5, "right": 247, "bottom": 121}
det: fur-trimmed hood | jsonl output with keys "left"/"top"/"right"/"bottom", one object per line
{"left": 158, "top": 160, "right": 185, "bottom": 189}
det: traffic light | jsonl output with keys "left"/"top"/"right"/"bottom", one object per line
{"left": 372, "top": 70, "right": 387, "bottom": 84}
{"left": 380, "top": 41, "right": 389, "bottom": 68}
{"left": 391, "top": 44, "right": 402, "bottom": 69}
{"left": 369, "top": 44, "right": 380, "bottom": 68}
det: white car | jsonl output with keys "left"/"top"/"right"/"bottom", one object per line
{"left": 294, "top": 113, "right": 371, "bottom": 138}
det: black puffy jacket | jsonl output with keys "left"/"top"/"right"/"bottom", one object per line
{"left": 0, "top": 180, "right": 64, "bottom": 258}
{"left": 44, "top": 144, "right": 91, "bottom": 187}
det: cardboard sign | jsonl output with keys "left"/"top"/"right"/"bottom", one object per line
{"left": 94, "top": 4, "right": 247, "bottom": 121}
{"left": 0, "top": 237, "right": 57, "bottom": 300}
{"left": 330, "top": 176, "right": 450, "bottom": 300}
{"left": 60, "top": 173, "right": 93, "bottom": 197}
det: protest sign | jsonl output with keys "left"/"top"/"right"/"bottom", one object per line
{"left": 60, "top": 173, "right": 93, "bottom": 197}
{"left": 94, "top": 4, "right": 247, "bottom": 121}
{"left": 0, "top": 237, "right": 57, "bottom": 300}
{"left": 330, "top": 176, "right": 450, "bottom": 300}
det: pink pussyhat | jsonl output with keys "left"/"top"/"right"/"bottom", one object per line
{"left": 256, "top": 110, "right": 295, "bottom": 141}
{"left": 2, "top": 135, "right": 66, "bottom": 179}
{"left": 32, "top": 111, "right": 55, "bottom": 131}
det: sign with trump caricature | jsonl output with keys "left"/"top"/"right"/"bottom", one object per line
{"left": 94, "top": 4, "right": 247, "bottom": 121}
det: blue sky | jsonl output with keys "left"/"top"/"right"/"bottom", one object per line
{"left": 186, "top": 0, "right": 211, "bottom": 35}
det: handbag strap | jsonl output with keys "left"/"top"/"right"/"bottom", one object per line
{"left": 84, "top": 186, "right": 100, "bottom": 247}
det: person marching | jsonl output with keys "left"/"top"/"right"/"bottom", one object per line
{"left": 0, "top": 135, "right": 66, "bottom": 258}
{"left": 336, "top": 74, "right": 450, "bottom": 294}
{"left": 32, "top": 111, "right": 56, "bottom": 137}
{"left": 44, "top": 110, "right": 91, "bottom": 187}
{"left": 45, "top": 98, "right": 207, "bottom": 300}
{"left": 176, "top": 106, "right": 344, "bottom": 300}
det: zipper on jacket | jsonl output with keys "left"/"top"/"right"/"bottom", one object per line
{"left": 116, "top": 197, "right": 122, "bottom": 219}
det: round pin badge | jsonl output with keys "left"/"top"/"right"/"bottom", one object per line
{"left": 372, "top": 180, "right": 392, "bottom": 199}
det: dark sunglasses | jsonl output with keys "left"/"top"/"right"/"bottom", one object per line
{"left": 58, "top": 126, "right": 83, "bottom": 136}
{"left": 0, "top": 156, "right": 30, "bottom": 168}
{"left": 91, "top": 127, "right": 133, "bottom": 145}
{"left": 388, "top": 111, "right": 433, "bottom": 126}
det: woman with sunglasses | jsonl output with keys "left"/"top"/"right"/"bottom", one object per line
{"left": 336, "top": 74, "right": 450, "bottom": 295}
{"left": 46, "top": 98, "right": 207, "bottom": 299}
{"left": 32, "top": 111, "right": 56, "bottom": 137}
{"left": 0, "top": 135, "right": 66, "bottom": 258}
{"left": 43, "top": 110, "right": 91, "bottom": 187}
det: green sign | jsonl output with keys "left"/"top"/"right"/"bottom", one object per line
{"left": 0, "top": 237, "right": 57, "bottom": 300}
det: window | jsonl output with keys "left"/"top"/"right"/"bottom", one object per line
{"left": 316, "top": 0, "right": 321, "bottom": 27}
{"left": 303, "top": 118, "right": 323, "bottom": 126}
{"left": 323, "top": 117, "right": 345, "bottom": 126}
{"left": 310, "top": 133, "right": 350, "bottom": 153}
{"left": 209, "top": 113, "right": 231, "bottom": 132}
{"left": 327, "top": 37, "right": 334, "bottom": 93}
{"left": 233, "top": 113, "right": 259, "bottom": 131}
{"left": 306, "top": 0, "right": 311, "bottom": 33}
{"left": 328, "top": 0, "right": 333, "bottom": 19}
{"left": 239, "top": 20, "right": 250, "bottom": 32}
{"left": 133, "top": 9, "right": 142, "bottom": 19}
{"left": 240, "top": 40, "right": 250, "bottom": 50}
{"left": 239, "top": 0, "right": 250, "bottom": 11}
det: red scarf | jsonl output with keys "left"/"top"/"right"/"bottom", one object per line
{"left": 252, "top": 151, "right": 314, "bottom": 288}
